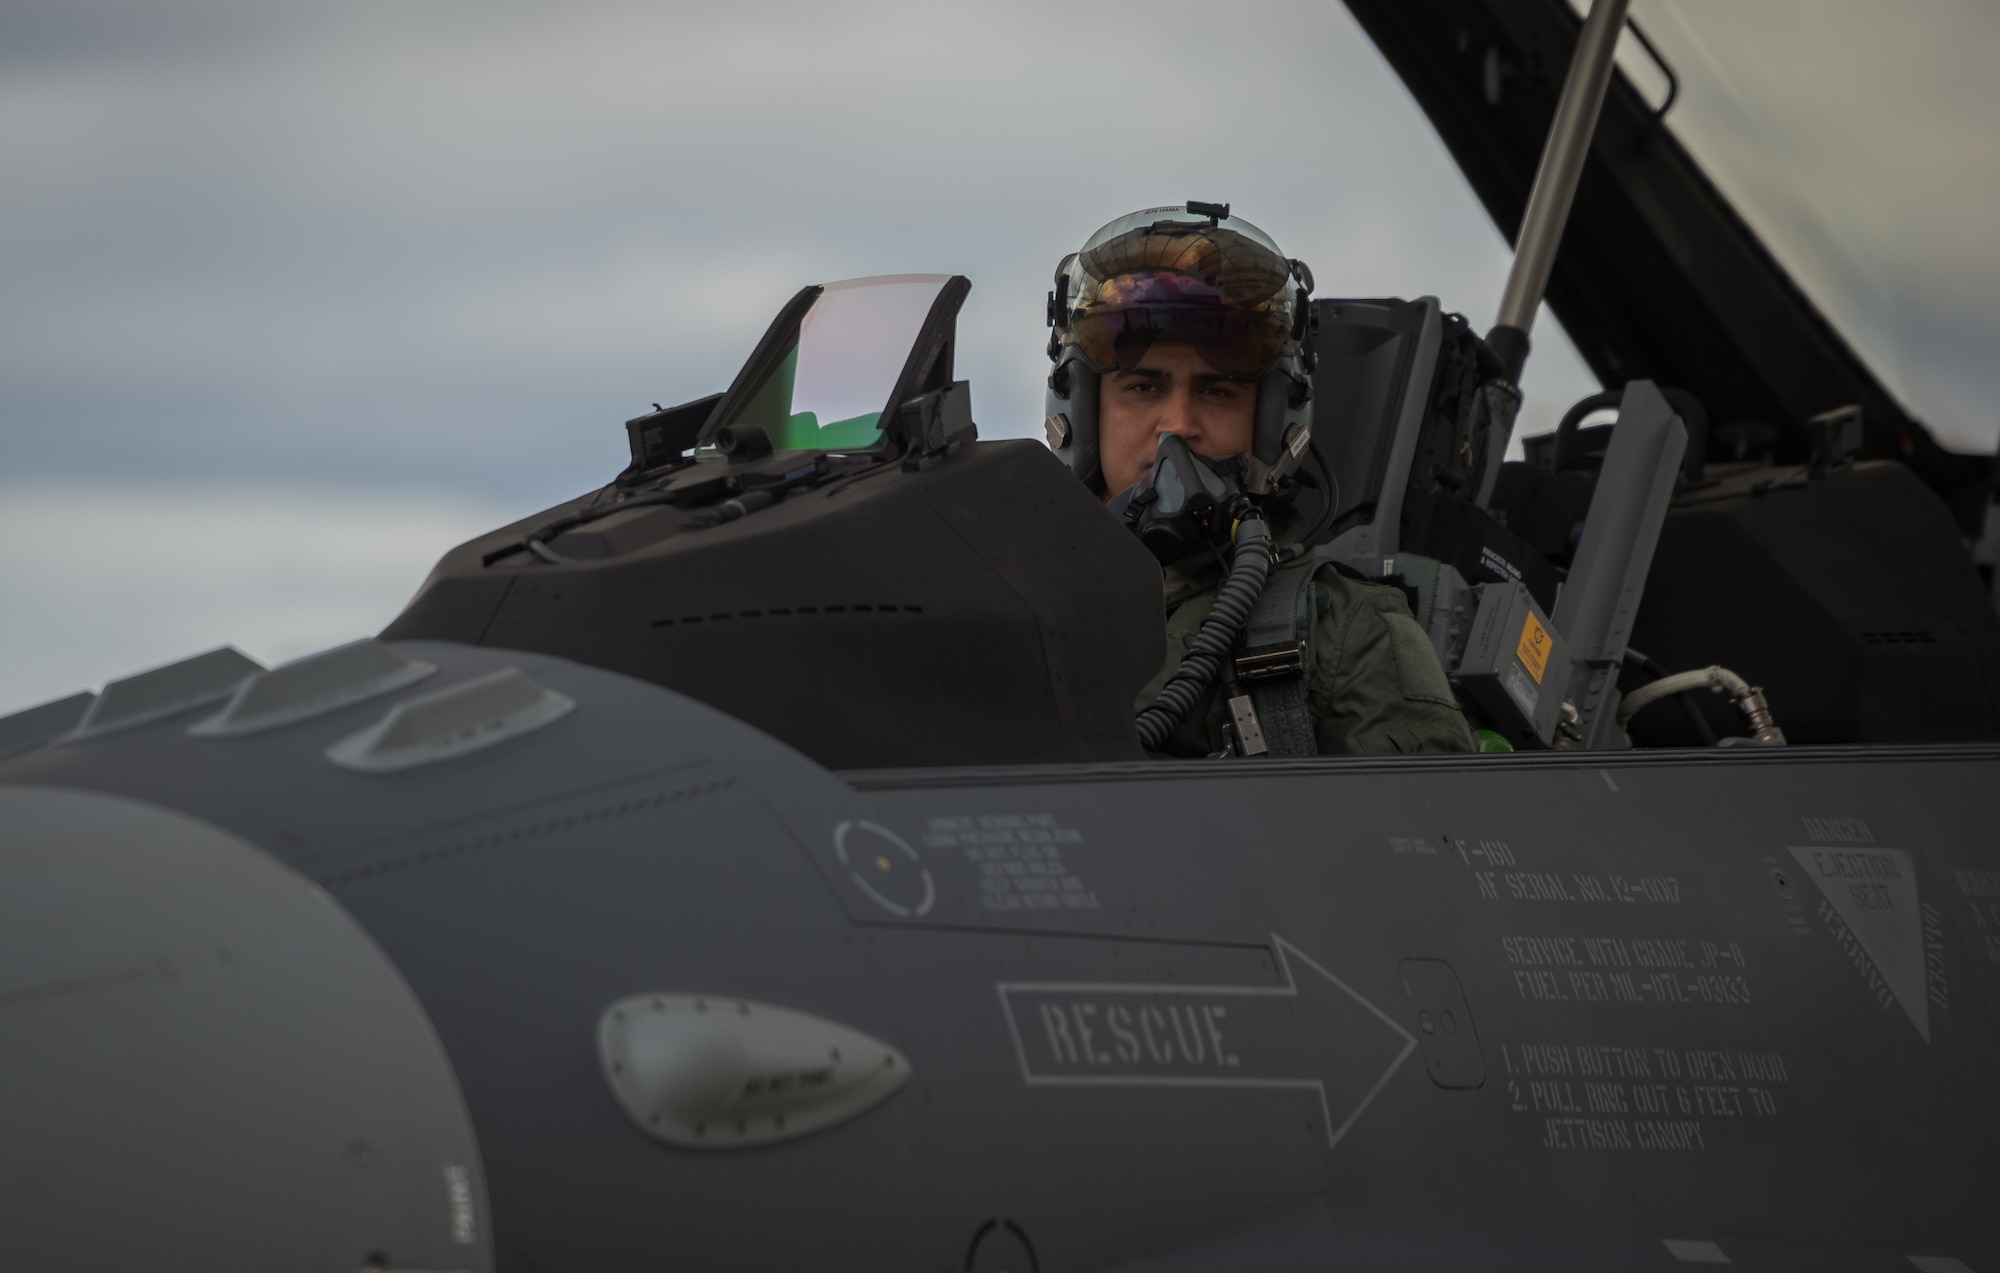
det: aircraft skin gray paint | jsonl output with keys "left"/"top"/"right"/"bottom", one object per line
{"left": 0, "top": 784, "right": 491, "bottom": 1273}
{"left": 3, "top": 638, "right": 1995, "bottom": 1270}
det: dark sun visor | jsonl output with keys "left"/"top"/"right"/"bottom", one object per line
{"left": 1063, "top": 208, "right": 1300, "bottom": 378}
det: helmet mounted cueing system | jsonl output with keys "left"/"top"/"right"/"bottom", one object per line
{"left": 1043, "top": 201, "right": 1316, "bottom": 500}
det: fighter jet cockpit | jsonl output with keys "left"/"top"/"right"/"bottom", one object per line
{"left": 375, "top": 225, "right": 2000, "bottom": 770}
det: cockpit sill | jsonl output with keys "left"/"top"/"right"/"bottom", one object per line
{"left": 841, "top": 740, "right": 2000, "bottom": 790}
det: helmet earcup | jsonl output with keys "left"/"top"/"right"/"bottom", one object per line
{"left": 1243, "top": 365, "right": 1312, "bottom": 494}
{"left": 1253, "top": 367, "right": 1292, "bottom": 469}
{"left": 1045, "top": 352, "right": 1102, "bottom": 493}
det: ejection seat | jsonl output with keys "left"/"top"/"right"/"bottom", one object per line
{"left": 1289, "top": 297, "right": 1688, "bottom": 751}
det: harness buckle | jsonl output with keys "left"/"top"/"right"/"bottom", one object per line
{"left": 1234, "top": 641, "right": 1305, "bottom": 682}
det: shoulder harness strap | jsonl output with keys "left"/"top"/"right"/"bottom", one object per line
{"left": 1235, "top": 558, "right": 1320, "bottom": 757}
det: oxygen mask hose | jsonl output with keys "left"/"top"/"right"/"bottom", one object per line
{"left": 1135, "top": 516, "right": 1275, "bottom": 751}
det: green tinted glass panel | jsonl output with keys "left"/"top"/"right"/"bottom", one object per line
{"left": 727, "top": 347, "right": 884, "bottom": 450}
{"left": 786, "top": 410, "right": 884, "bottom": 450}
{"left": 716, "top": 275, "right": 951, "bottom": 453}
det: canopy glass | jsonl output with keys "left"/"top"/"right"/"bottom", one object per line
{"left": 1577, "top": 0, "right": 2000, "bottom": 453}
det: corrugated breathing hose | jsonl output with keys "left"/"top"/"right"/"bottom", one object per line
{"left": 1135, "top": 517, "right": 1274, "bottom": 751}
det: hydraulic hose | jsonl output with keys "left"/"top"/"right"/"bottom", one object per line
{"left": 1623, "top": 647, "right": 1716, "bottom": 745}
{"left": 1135, "top": 517, "right": 1274, "bottom": 751}
{"left": 1617, "top": 663, "right": 1785, "bottom": 743}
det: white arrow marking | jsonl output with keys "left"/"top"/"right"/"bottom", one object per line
{"left": 995, "top": 933, "right": 1418, "bottom": 1148}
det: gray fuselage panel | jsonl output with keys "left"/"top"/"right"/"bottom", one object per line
{"left": 3, "top": 640, "right": 1994, "bottom": 1271}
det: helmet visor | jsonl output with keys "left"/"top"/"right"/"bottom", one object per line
{"left": 1065, "top": 212, "right": 1297, "bottom": 377}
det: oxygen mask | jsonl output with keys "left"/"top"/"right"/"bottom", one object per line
{"left": 1105, "top": 433, "right": 1251, "bottom": 566}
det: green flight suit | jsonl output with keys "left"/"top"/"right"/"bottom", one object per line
{"left": 1138, "top": 559, "right": 1477, "bottom": 757}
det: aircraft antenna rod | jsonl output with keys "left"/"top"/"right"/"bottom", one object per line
{"left": 1487, "top": 0, "right": 1631, "bottom": 382}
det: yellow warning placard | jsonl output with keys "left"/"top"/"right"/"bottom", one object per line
{"left": 1517, "top": 611, "right": 1552, "bottom": 684}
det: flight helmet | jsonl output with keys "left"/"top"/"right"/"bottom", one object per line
{"left": 1044, "top": 202, "right": 1316, "bottom": 497}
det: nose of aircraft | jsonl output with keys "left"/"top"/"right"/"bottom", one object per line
{"left": 0, "top": 785, "right": 491, "bottom": 1273}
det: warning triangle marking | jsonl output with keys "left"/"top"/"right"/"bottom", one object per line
{"left": 1788, "top": 845, "right": 1928, "bottom": 1042}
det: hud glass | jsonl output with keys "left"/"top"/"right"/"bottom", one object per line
{"left": 727, "top": 275, "right": 951, "bottom": 451}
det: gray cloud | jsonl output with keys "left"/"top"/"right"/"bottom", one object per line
{"left": 0, "top": 0, "right": 1597, "bottom": 509}
{"left": 0, "top": 480, "right": 512, "bottom": 714}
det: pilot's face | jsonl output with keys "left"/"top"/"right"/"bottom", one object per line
{"left": 1096, "top": 339, "right": 1256, "bottom": 501}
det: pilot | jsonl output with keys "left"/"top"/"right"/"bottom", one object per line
{"left": 1044, "top": 203, "right": 1474, "bottom": 757}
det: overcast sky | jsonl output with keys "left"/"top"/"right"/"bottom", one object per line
{"left": 2, "top": 0, "right": 1992, "bottom": 717}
